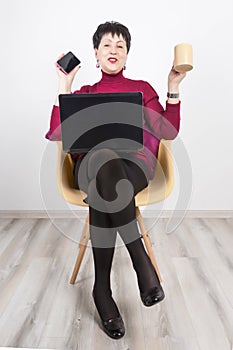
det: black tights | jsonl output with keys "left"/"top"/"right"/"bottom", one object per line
{"left": 74, "top": 149, "right": 160, "bottom": 321}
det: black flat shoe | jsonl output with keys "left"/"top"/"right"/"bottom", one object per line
{"left": 92, "top": 291, "right": 125, "bottom": 339}
{"left": 101, "top": 316, "right": 125, "bottom": 339}
{"left": 140, "top": 284, "right": 165, "bottom": 307}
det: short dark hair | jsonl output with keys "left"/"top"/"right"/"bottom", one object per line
{"left": 92, "top": 21, "right": 131, "bottom": 53}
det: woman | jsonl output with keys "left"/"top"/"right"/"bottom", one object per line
{"left": 45, "top": 21, "right": 186, "bottom": 339}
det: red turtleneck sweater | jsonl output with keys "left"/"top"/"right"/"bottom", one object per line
{"left": 45, "top": 70, "right": 180, "bottom": 179}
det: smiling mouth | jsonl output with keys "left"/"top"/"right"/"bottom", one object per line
{"left": 108, "top": 58, "right": 118, "bottom": 63}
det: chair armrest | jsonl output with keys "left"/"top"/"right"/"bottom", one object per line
{"left": 157, "top": 139, "right": 174, "bottom": 196}
{"left": 56, "top": 141, "right": 65, "bottom": 196}
{"left": 158, "top": 140, "right": 172, "bottom": 176}
{"left": 56, "top": 141, "right": 75, "bottom": 196}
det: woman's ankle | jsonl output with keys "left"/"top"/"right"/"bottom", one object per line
{"left": 92, "top": 287, "right": 120, "bottom": 321}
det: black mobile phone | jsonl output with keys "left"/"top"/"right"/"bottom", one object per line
{"left": 56, "top": 51, "right": 81, "bottom": 74}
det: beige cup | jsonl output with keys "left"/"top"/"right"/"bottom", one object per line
{"left": 174, "top": 43, "right": 193, "bottom": 73}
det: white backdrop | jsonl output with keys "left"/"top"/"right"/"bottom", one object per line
{"left": 0, "top": 0, "right": 233, "bottom": 211}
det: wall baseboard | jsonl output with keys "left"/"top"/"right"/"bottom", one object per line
{"left": 0, "top": 210, "right": 233, "bottom": 219}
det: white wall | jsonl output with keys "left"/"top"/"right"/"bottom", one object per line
{"left": 0, "top": 0, "right": 233, "bottom": 211}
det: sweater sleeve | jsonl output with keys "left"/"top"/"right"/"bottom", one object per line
{"left": 142, "top": 81, "right": 181, "bottom": 140}
{"left": 45, "top": 85, "right": 90, "bottom": 141}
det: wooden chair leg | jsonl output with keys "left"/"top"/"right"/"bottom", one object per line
{"left": 136, "top": 207, "right": 162, "bottom": 283}
{"left": 70, "top": 213, "right": 90, "bottom": 284}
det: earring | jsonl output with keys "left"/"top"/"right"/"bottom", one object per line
{"left": 123, "top": 65, "right": 126, "bottom": 70}
{"left": 96, "top": 59, "right": 100, "bottom": 68}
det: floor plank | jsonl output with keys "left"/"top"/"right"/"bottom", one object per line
{"left": 0, "top": 257, "right": 52, "bottom": 347}
{"left": 173, "top": 257, "right": 232, "bottom": 350}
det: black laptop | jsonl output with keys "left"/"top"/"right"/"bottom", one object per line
{"left": 58, "top": 92, "right": 143, "bottom": 153}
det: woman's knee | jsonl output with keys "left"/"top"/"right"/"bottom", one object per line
{"left": 87, "top": 148, "right": 120, "bottom": 179}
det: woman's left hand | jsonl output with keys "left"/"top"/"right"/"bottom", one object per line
{"left": 168, "top": 66, "right": 186, "bottom": 89}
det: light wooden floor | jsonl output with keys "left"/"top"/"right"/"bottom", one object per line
{"left": 0, "top": 217, "right": 232, "bottom": 350}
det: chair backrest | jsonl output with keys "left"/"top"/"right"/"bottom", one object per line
{"left": 56, "top": 140, "right": 174, "bottom": 207}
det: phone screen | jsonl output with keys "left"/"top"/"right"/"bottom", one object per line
{"left": 57, "top": 52, "right": 81, "bottom": 74}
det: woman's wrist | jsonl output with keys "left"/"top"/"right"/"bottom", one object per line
{"left": 167, "top": 89, "right": 180, "bottom": 104}
{"left": 168, "top": 83, "right": 179, "bottom": 93}
{"left": 167, "top": 96, "right": 180, "bottom": 104}
{"left": 167, "top": 83, "right": 180, "bottom": 104}
{"left": 54, "top": 80, "right": 72, "bottom": 106}
{"left": 54, "top": 89, "right": 71, "bottom": 106}
{"left": 58, "top": 79, "right": 72, "bottom": 92}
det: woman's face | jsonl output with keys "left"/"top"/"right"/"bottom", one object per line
{"left": 95, "top": 33, "right": 128, "bottom": 74}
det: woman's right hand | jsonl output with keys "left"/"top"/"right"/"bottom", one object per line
{"left": 54, "top": 54, "right": 81, "bottom": 105}
{"left": 55, "top": 53, "right": 81, "bottom": 91}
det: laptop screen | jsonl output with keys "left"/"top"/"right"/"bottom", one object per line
{"left": 59, "top": 92, "right": 143, "bottom": 153}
